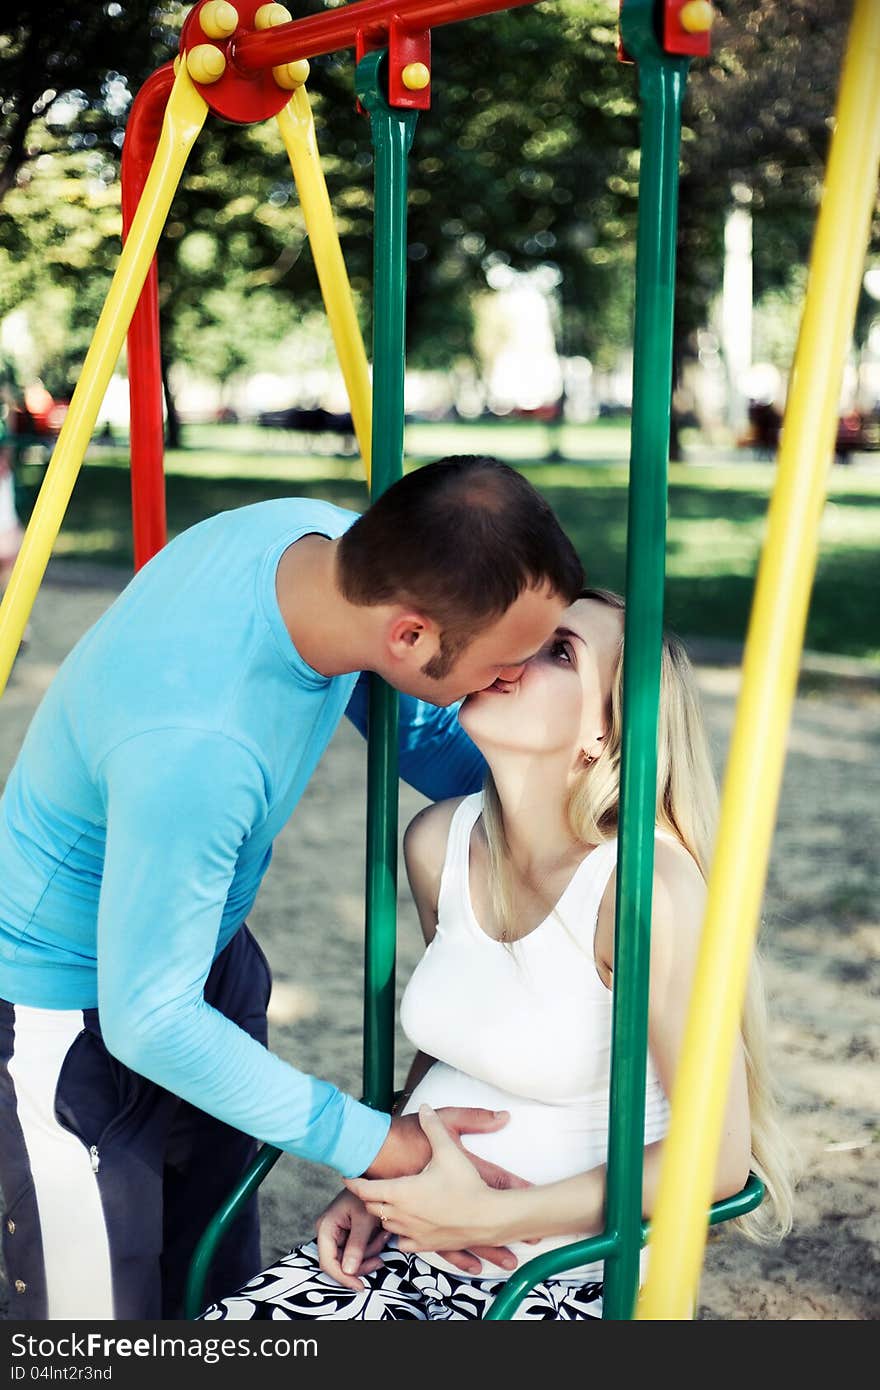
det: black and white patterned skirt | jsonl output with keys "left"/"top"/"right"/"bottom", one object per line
{"left": 199, "top": 1241, "right": 604, "bottom": 1321}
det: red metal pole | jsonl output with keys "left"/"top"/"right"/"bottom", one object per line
{"left": 231, "top": 0, "right": 539, "bottom": 71}
{"left": 121, "top": 63, "right": 175, "bottom": 569}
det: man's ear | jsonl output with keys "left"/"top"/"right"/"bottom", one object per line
{"left": 386, "top": 611, "right": 440, "bottom": 663}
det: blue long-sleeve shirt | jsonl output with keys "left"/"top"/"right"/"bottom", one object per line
{"left": 0, "top": 499, "right": 484, "bottom": 1176}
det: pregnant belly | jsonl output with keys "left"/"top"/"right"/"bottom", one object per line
{"left": 400, "top": 1062, "right": 608, "bottom": 1283}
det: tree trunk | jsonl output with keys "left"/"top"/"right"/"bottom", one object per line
{"left": 161, "top": 354, "right": 181, "bottom": 451}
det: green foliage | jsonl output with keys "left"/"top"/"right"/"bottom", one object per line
{"left": 1, "top": 1, "right": 876, "bottom": 394}
{"left": 675, "top": 0, "right": 879, "bottom": 353}
{"left": 0, "top": 3, "right": 185, "bottom": 199}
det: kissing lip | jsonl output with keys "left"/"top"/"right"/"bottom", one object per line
{"left": 464, "top": 676, "right": 520, "bottom": 703}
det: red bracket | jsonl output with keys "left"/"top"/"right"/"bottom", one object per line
{"left": 617, "top": 0, "right": 713, "bottom": 64}
{"left": 663, "top": 1, "right": 713, "bottom": 58}
{"left": 388, "top": 22, "right": 432, "bottom": 110}
{"left": 616, "top": 1, "right": 634, "bottom": 66}
{"left": 356, "top": 21, "right": 432, "bottom": 112}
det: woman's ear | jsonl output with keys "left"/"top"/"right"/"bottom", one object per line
{"left": 582, "top": 731, "right": 606, "bottom": 765}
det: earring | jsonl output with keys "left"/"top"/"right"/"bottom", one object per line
{"left": 583, "top": 752, "right": 595, "bottom": 766}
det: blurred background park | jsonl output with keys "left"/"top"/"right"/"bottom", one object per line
{"left": 1, "top": 0, "right": 878, "bottom": 666}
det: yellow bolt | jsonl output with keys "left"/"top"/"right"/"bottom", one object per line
{"left": 200, "top": 1, "right": 238, "bottom": 39}
{"left": 173, "top": 54, "right": 181, "bottom": 75}
{"left": 401, "top": 62, "right": 430, "bottom": 92}
{"left": 273, "top": 59, "right": 310, "bottom": 90}
{"left": 679, "top": 0, "right": 714, "bottom": 33}
{"left": 255, "top": 3, "right": 292, "bottom": 27}
{"left": 186, "top": 44, "right": 227, "bottom": 84}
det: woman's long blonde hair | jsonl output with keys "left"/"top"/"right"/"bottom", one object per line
{"left": 482, "top": 587, "right": 794, "bottom": 1243}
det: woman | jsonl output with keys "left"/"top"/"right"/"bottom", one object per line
{"left": 202, "top": 589, "right": 794, "bottom": 1321}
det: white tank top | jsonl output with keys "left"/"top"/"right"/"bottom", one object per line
{"left": 399, "top": 792, "right": 669, "bottom": 1285}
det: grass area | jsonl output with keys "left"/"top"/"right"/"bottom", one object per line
{"left": 13, "top": 418, "right": 880, "bottom": 664}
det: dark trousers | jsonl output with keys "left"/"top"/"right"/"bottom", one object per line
{"left": 0, "top": 925, "right": 271, "bottom": 1320}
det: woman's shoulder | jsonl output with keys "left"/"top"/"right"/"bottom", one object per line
{"left": 593, "top": 830, "right": 702, "bottom": 901}
{"left": 403, "top": 794, "right": 478, "bottom": 872}
{"left": 651, "top": 835, "right": 706, "bottom": 911}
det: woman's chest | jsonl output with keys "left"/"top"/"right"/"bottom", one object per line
{"left": 400, "top": 930, "right": 613, "bottom": 1102}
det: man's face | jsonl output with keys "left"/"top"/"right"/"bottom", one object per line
{"left": 398, "top": 583, "right": 569, "bottom": 706}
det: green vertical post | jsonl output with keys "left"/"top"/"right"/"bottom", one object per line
{"left": 601, "top": 2, "right": 690, "bottom": 1320}
{"left": 355, "top": 52, "right": 418, "bottom": 1113}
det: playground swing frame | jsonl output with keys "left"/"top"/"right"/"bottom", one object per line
{"left": 1, "top": 0, "right": 877, "bottom": 1322}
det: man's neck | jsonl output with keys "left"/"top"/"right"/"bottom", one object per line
{"left": 275, "top": 533, "right": 373, "bottom": 677}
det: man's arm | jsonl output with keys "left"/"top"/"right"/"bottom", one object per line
{"left": 96, "top": 727, "right": 390, "bottom": 1178}
{"left": 345, "top": 671, "right": 485, "bottom": 801}
{"left": 98, "top": 729, "right": 514, "bottom": 1193}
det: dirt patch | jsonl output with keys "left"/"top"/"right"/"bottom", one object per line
{"left": 1, "top": 562, "right": 877, "bottom": 1321}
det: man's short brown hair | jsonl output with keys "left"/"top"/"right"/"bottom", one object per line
{"left": 338, "top": 456, "right": 584, "bottom": 671}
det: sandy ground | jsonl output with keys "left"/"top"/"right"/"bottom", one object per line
{"left": 0, "top": 561, "right": 877, "bottom": 1322}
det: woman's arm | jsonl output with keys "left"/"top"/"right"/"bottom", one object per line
{"left": 392, "top": 797, "right": 460, "bottom": 1111}
{"left": 391, "top": 800, "right": 524, "bottom": 1273}
{"left": 647, "top": 841, "right": 752, "bottom": 1199}
{"left": 595, "top": 840, "right": 752, "bottom": 1204}
{"left": 314, "top": 799, "right": 521, "bottom": 1286}
{"left": 389, "top": 801, "right": 454, "bottom": 1114}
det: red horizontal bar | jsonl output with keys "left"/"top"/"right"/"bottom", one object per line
{"left": 231, "top": 0, "right": 539, "bottom": 73}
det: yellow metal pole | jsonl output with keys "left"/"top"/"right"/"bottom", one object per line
{"left": 0, "top": 64, "right": 208, "bottom": 697}
{"left": 637, "top": 0, "right": 880, "bottom": 1320}
{"left": 277, "top": 89, "right": 373, "bottom": 482}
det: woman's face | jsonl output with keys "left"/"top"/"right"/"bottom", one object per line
{"left": 458, "top": 596, "right": 624, "bottom": 767}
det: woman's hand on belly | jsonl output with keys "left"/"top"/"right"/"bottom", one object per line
{"left": 345, "top": 1104, "right": 520, "bottom": 1258}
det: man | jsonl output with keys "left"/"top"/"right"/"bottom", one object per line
{"left": 0, "top": 455, "right": 583, "bottom": 1320}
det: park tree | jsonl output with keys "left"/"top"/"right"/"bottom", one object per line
{"left": 1, "top": 1, "right": 637, "bottom": 405}
{"left": 674, "top": 1, "right": 879, "bottom": 400}
{"left": 1, "top": 0, "right": 876, "bottom": 435}
{"left": 0, "top": 3, "right": 185, "bottom": 202}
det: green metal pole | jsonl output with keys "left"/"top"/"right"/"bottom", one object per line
{"left": 484, "top": 1173, "right": 765, "bottom": 1320}
{"left": 182, "top": 1142, "right": 282, "bottom": 1318}
{"left": 485, "top": 1232, "right": 619, "bottom": 1320}
{"left": 601, "top": 2, "right": 690, "bottom": 1321}
{"left": 355, "top": 52, "right": 418, "bottom": 1113}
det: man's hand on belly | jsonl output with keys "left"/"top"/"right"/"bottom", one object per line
{"left": 364, "top": 1105, "right": 516, "bottom": 1179}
